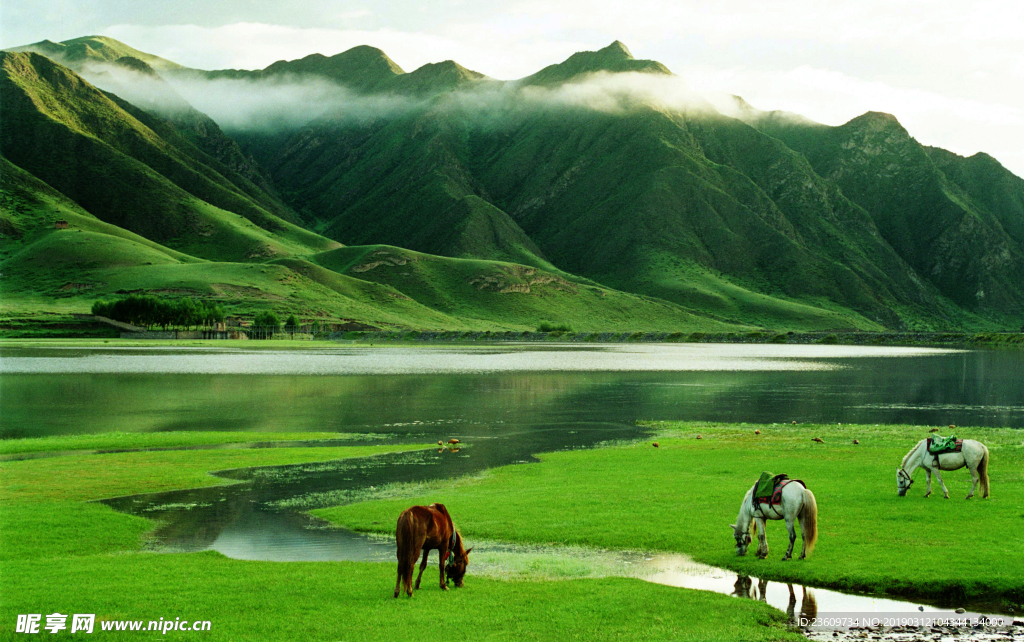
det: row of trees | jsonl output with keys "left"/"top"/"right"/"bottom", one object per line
{"left": 92, "top": 295, "right": 225, "bottom": 330}
{"left": 92, "top": 296, "right": 324, "bottom": 335}
{"left": 253, "top": 312, "right": 306, "bottom": 330}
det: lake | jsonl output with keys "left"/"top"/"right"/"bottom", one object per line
{"left": 2, "top": 344, "right": 1022, "bottom": 442}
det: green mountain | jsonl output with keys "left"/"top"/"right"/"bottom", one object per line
{"left": 521, "top": 40, "right": 671, "bottom": 86}
{"left": 2, "top": 48, "right": 739, "bottom": 332}
{"left": 8, "top": 35, "right": 184, "bottom": 71}
{"left": 4, "top": 38, "right": 1023, "bottom": 332}
{"left": 243, "top": 42, "right": 1005, "bottom": 329}
{"left": 0, "top": 51, "right": 331, "bottom": 261}
{"left": 746, "top": 108, "right": 1024, "bottom": 312}
{"left": 194, "top": 46, "right": 492, "bottom": 96}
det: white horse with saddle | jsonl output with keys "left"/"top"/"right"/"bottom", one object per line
{"left": 896, "top": 437, "right": 990, "bottom": 499}
{"left": 731, "top": 473, "right": 818, "bottom": 561}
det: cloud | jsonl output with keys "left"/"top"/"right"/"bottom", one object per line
{"left": 685, "top": 64, "right": 1024, "bottom": 176}
{"left": 75, "top": 58, "right": 720, "bottom": 134}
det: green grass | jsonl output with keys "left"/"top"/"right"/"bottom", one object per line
{"left": 0, "top": 430, "right": 384, "bottom": 455}
{"left": 318, "top": 422, "right": 1024, "bottom": 606}
{"left": 0, "top": 432, "right": 798, "bottom": 641}
{"left": 308, "top": 244, "right": 745, "bottom": 332}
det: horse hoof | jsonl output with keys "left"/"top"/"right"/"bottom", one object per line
{"left": 782, "top": 556, "right": 791, "bottom": 562}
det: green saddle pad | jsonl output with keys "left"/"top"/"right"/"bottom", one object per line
{"left": 927, "top": 435, "right": 959, "bottom": 454}
{"left": 754, "top": 471, "right": 787, "bottom": 500}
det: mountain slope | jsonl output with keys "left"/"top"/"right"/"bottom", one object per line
{"left": 306, "top": 245, "right": 743, "bottom": 331}
{"left": 521, "top": 41, "right": 670, "bottom": 86}
{"left": 8, "top": 35, "right": 184, "bottom": 71}
{"left": 750, "top": 109, "right": 1024, "bottom": 311}
{"left": 243, "top": 44, "right": 967, "bottom": 329}
{"left": 5, "top": 37, "right": 1023, "bottom": 332}
{"left": 0, "top": 51, "right": 337, "bottom": 262}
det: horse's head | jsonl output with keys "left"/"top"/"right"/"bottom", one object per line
{"left": 730, "top": 524, "right": 751, "bottom": 556}
{"left": 896, "top": 468, "right": 914, "bottom": 496}
{"left": 445, "top": 546, "right": 472, "bottom": 588}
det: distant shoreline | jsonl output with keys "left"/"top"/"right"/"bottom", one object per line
{"left": 1, "top": 329, "right": 1022, "bottom": 349}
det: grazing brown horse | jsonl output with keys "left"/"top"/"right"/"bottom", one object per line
{"left": 394, "top": 503, "right": 472, "bottom": 598}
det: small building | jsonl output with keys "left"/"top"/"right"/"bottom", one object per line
{"left": 54, "top": 220, "right": 69, "bottom": 229}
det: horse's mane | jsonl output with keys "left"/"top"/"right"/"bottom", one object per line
{"left": 900, "top": 440, "right": 922, "bottom": 469}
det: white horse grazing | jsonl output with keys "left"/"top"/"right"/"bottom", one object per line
{"left": 730, "top": 482, "right": 818, "bottom": 561}
{"left": 897, "top": 439, "right": 990, "bottom": 499}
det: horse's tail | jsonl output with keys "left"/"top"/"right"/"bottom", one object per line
{"left": 396, "top": 510, "right": 417, "bottom": 596}
{"left": 800, "top": 488, "right": 818, "bottom": 555}
{"left": 978, "top": 445, "right": 990, "bottom": 499}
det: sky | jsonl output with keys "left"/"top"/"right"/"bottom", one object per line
{"left": 3, "top": 0, "right": 1023, "bottom": 176}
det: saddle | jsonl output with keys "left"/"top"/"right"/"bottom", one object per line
{"left": 752, "top": 472, "right": 805, "bottom": 507}
{"left": 927, "top": 436, "right": 963, "bottom": 455}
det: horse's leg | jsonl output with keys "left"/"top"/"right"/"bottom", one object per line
{"left": 966, "top": 460, "right": 979, "bottom": 499}
{"left": 438, "top": 545, "right": 450, "bottom": 591}
{"left": 782, "top": 515, "right": 796, "bottom": 561}
{"left": 933, "top": 467, "right": 950, "bottom": 499}
{"left": 394, "top": 558, "right": 404, "bottom": 598}
{"left": 755, "top": 517, "right": 768, "bottom": 558}
{"left": 414, "top": 547, "right": 429, "bottom": 590}
{"left": 403, "top": 550, "right": 416, "bottom": 597}
{"left": 923, "top": 467, "right": 932, "bottom": 498}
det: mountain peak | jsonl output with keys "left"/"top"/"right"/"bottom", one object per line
{"left": 521, "top": 41, "right": 669, "bottom": 86}
{"left": 260, "top": 45, "right": 404, "bottom": 91}
{"left": 844, "top": 111, "right": 910, "bottom": 138}
{"left": 391, "top": 59, "right": 488, "bottom": 94}
{"left": 598, "top": 40, "right": 633, "bottom": 59}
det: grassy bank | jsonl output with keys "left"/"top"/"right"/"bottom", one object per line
{"left": 318, "top": 422, "right": 1024, "bottom": 609}
{"left": 0, "top": 432, "right": 798, "bottom": 641}
{"left": 0, "top": 430, "right": 384, "bottom": 455}
{"left": 5, "top": 328, "right": 1022, "bottom": 349}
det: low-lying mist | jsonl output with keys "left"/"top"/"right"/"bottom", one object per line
{"left": 73, "top": 59, "right": 729, "bottom": 134}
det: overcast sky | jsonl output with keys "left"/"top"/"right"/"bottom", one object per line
{"left": 3, "top": 0, "right": 1022, "bottom": 176}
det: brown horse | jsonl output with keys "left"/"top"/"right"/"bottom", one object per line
{"left": 394, "top": 503, "right": 472, "bottom": 598}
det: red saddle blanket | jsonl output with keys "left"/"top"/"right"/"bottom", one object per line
{"left": 754, "top": 478, "right": 806, "bottom": 506}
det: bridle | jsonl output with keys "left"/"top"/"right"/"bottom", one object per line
{"left": 898, "top": 468, "right": 914, "bottom": 490}
{"left": 445, "top": 531, "right": 461, "bottom": 582}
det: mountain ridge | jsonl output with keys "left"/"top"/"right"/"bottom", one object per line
{"left": 3, "top": 37, "right": 1022, "bottom": 331}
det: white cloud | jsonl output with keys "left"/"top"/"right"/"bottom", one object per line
{"left": 687, "top": 64, "right": 1024, "bottom": 174}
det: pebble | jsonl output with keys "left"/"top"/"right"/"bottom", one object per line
{"left": 804, "top": 622, "right": 1023, "bottom": 642}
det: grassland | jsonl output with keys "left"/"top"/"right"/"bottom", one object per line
{"left": 319, "top": 422, "right": 1024, "bottom": 608}
{"left": 0, "top": 432, "right": 798, "bottom": 641}
{"left": 0, "top": 430, "right": 387, "bottom": 455}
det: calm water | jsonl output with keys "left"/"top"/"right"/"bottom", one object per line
{"left": 2, "top": 343, "right": 1022, "bottom": 621}
{"left": 2, "top": 344, "right": 1023, "bottom": 440}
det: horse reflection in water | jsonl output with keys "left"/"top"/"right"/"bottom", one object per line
{"left": 733, "top": 575, "right": 817, "bottom": 625}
